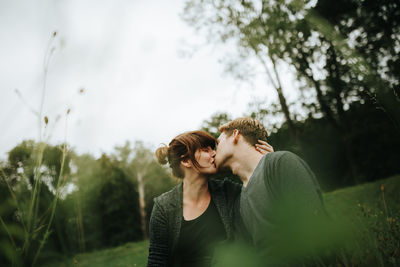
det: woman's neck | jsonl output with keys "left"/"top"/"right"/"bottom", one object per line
{"left": 182, "top": 173, "right": 209, "bottom": 203}
{"left": 182, "top": 173, "right": 211, "bottom": 220}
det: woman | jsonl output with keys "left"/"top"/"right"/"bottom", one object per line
{"left": 147, "top": 130, "right": 272, "bottom": 267}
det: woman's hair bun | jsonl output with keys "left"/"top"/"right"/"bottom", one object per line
{"left": 155, "top": 145, "right": 169, "bottom": 165}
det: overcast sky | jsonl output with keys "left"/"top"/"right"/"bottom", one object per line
{"left": 0, "top": 0, "right": 298, "bottom": 159}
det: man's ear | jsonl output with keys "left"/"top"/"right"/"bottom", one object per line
{"left": 181, "top": 158, "right": 192, "bottom": 168}
{"left": 233, "top": 129, "right": 240, "bottom": 144}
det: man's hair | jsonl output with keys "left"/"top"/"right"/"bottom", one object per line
{"left": 218, "top": 117, "right": 268, "bottom": 146}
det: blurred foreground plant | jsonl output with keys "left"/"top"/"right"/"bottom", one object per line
{"left": 212, "top": 181, "right": 400, "bottom": 267}
{"left": 0, "top": 138, "right": 71, "bottom": 267}
{"left": 0, "top": 31, "right": 73, "bottom": 267}
{"left": 354, "top": 184, "right": 400, "bottom": 266}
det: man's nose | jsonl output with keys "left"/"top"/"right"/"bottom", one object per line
{"left": 211, "top": 150, "right": 216, "bottom": 157}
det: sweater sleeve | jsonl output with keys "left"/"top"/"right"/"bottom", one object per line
{"left": 269, "top": 151, "right": 324, "bottom": 216}
{"left": 147, "top": 200, "right": 170, "bottom": 267}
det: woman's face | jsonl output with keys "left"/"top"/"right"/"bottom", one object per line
{"left": 194, "top": 146, "right": 217, "bottom": 174}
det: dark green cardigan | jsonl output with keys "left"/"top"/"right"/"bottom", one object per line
{"left": 147, "top": 178, "right": 242, "bottom": 267}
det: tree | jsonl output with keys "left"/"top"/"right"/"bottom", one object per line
{"left": 311, "top": 0, "right": 400, "bottom": 128}
{"left": 183, "top": 0, "right": 400, "bottom": 184}
{"left": 97, "top": 154, "right": 142, "bottom": 246}
{"left": 130, "top": 142, "right": 154, "bottom": 239}
{"left": 115, "top": 141, "right": 176, "bottom": 239}
{"left": 182, "top": 0, "right": 299, "bottom": 142}
{"left": 200, "top": 112, "right": 232, "bottom": 138}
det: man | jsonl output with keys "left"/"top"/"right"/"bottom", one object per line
{"left": 214, "top": 117, "right": 326, "bottom": 265}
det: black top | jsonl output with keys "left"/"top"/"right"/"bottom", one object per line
{"left": 172, "top": 198, "right": 226, "bottom": 267}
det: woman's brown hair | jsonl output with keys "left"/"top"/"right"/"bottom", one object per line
{"left": 155, "top": 130, "right": 216, "bottom": 178}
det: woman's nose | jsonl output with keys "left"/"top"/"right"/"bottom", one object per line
{"left": 211, "top": 150, "right": 216, "bottom": 157}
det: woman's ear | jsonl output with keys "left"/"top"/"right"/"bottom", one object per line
{"left": 181, "top": 158, "right": 192, "bottom": 168}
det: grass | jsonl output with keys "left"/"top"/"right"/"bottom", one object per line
{"left": 43, "top": 175, "right": 400, "bottom": 267}
{"left": 323, "top": 175, "right": 400, "bottom": 266}
{"left": 42, "top": 240, "right": 149, "bottom": 267}
{"left": 324, "top": 174, "right": 400, "bottom": 218}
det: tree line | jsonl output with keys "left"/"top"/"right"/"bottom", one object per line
{"left": 0, "top": 140, "right": 177, "bottom": 266}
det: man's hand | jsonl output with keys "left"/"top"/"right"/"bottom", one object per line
{"left": 255, "top": 140, "right": 274, "bottom": 155}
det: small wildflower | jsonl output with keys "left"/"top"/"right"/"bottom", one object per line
{"left": 73, "top": 259, "right": 78, "bottom": 264}
{"left": 380, "top": 184, "right": 385, "bottom": 192}
{"left": 357, "top": 203, "right": 361, "bottom": 207}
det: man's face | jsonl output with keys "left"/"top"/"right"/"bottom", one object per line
{"left": 215, "top": 132, "right": 234, "bottom": 169}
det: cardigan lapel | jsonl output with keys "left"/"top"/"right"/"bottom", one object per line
{"left": 169, "top": 182, "right": 183, "bottom": 254}
{"left": 209, "top": 181, "right": 232, "bottom": 239}
{"left": 168, "top": 180, "right": 233, "bottom": 254}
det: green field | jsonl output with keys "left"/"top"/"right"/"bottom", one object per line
{"left": 44, "top": 175, "right": 400, "bottom": 267}
{"left": 43, "top": 240, "right": 149, "bottom": 267}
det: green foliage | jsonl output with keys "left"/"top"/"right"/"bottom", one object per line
{"left": 0, "top": 140, "right": 72, "bottom": 266}
{"left": 54, "top": 143, "right": 176, "bottom": 255}
{"left": 201, "top": 112, "right": 232, "bottom": 138}
{"left": 97, "top": 154, "right": 142, "bottom": 247}
{"left": 143, "top": 159, "right": 179, "bottom": 223}
{"left": 0, "top": 176, "right": 23, "bottom": 266}
{"left": 265, "top": 97, "right": 400, "bottom": 190}
{"left": 1, "top": 140, "right": 177, "bottom": 266}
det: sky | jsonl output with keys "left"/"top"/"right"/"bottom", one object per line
{"left": 0, "top": 0, "right": 298, "bottom": 159}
